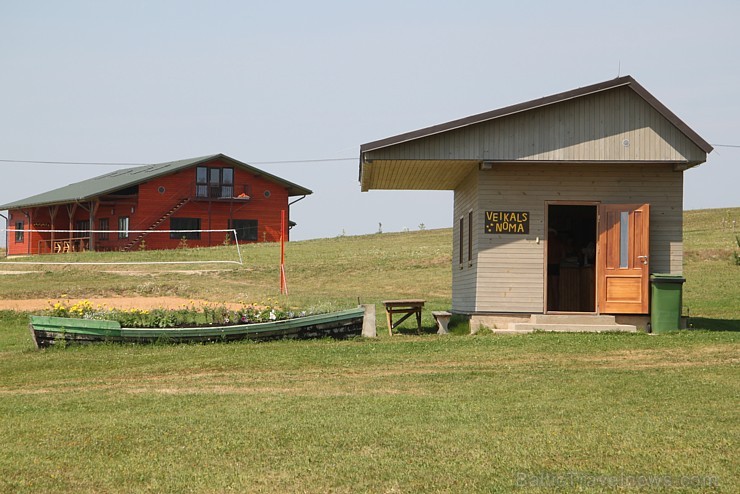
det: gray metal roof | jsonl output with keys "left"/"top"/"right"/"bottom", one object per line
{"left": 0, "top": 154, "right": 312, "bottom": 210}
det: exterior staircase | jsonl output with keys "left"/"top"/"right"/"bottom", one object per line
{"left": 497, "top": 314, "right": 637, "bottom": 334}
{"left": 123, "top": 197, "right": 191, "bottom": 251}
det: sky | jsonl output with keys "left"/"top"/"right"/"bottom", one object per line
{"left": 1, "top": 0, "right": 738, "bottom": 245}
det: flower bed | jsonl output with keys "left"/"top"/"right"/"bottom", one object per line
{"left": 45, "top": 299, "right": 302, "bottom": 328}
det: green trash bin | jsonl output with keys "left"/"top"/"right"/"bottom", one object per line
{"left": 650, "top": 274, "right": 686, "bottom": 333}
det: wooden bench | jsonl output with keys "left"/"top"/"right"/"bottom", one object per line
{"left": 383, "top": 299, "right": 425, "bottom": 336}
{"left": 432, "top": 311, "right": 452, "bottom": 334}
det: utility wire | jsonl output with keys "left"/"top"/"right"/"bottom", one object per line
{"left": 251, "top": 158, "right": 355, "bottom": 164}
{"left": 0, "top": 159, "right": 144, "bottom": 166}
{"left": 0, "top": 157, "right": 356, "bottom": 166}
{"left": 1, "top": 145, "right": 738, "bottom": 166}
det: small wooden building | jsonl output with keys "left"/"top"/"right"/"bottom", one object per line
{"left": 2, "top": 154, "right": 312, "bottom": 255}
{"left": 359, "top": 76, "right": 712, "bottom": 329}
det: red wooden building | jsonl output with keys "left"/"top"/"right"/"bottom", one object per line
{"left": 1, "top": 154, "right": 312, "bottom": 255}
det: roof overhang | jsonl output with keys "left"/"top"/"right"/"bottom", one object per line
{"left": 360, "top": 159, "right": 479, "bottom": 192}
{"left": 359, "top": 76, "right": 713, "bottom": 191}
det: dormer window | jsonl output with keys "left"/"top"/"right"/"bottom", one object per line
{"left": 196, "top": 166, "right": 234, "bottom": 198}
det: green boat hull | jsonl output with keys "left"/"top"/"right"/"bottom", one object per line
{"left": 29, "top": 307, "right": 366, "bottom": 348}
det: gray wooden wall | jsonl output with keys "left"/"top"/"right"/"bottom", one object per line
{"left": 367, "top": 87, "right": 706, "bottom": 165}
{"left": 452, "top": 163, "right": 683, "bottom": 314}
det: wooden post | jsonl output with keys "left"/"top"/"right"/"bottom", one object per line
{"left": 66, "top": 203, "right": 77, "bottom": 233}
{"left": 280, "top": 210, "right": 287, "bottom": 294}
{"left": 49, "top": 205, "right": 59, "bottom": 254}
{"left": 26, "top": 210, "right": 32, "bottom": 256}
{"left": 89, "top": 200, "right": 99, "bottom": 251}
{"left": 65, "top": 203, "right": 77, "bottom": 251}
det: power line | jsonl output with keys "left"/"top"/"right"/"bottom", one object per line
{"left": 1, "top": 144, "right": 737, "bottom": 167}
{"left": 252, "top": 158, "right": 355, "bottom": 164}
{"left": 0, "top": 159, "right": 144, "bottom": 166}
{"left": 0, "top": 157, "right": 357, "bottom": 166}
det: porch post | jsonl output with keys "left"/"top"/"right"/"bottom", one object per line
{"left": 89, "top": 200, "right": 99, "bottom": 251}
{"left": 49, "top": 205, "right": 59, "bottom": 253}
{"left": 23, "top": 210, "right": 31, "bottom": 255}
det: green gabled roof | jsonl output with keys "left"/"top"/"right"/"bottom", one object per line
{"left": 0, "top": 153, "right": 312, "bottom": 210}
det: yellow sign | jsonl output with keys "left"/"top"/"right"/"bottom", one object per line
{"left": 485, "top": 211, "right": 529, "bottom": 234}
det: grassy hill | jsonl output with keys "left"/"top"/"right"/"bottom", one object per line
{"left": 0, "top": 227, "right": 455, "bottom": 327}
{"left": 0, "top": 207, "right": 737, "bottom": 329}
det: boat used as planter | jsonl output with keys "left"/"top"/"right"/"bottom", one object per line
{"left": 29, "top": 307, "right": 366, "bottom": 348}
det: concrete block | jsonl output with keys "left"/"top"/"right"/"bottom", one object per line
{"left": 361, "top": 304, "right": 376, "bottom": 338}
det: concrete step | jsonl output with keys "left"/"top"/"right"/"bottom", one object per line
{"left": 508, "top": 322, "right": 637, "bottom": 333}
{"left": 491, "top": 328, "right": 535, "bottom": 335}
{"left": 530, "top": 314, "right": 617, "bottom": 325}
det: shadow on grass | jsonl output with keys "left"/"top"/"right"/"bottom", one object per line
{"left": 394, "top": 325, "right": 440, "bottom": 336}
{"left": 688, "top": 317, "right": 740, "bottom": 332}
{"left": 392, "top": 314, "right": 471, "bottom": 336}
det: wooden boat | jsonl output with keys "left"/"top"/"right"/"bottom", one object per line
{"left": 29, "top": 307, "right": 366, "bottom": 348}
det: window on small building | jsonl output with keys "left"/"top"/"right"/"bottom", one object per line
{"left": 98, "top": 218, "right": 109, "bottom": 240}
{"left": 468, "top": 210, "right": 473, "bottom": 264}
{"left": 459, "top": 217, "right": 464, "bottom": 265}
{"left": 15, "top": 221, "right": 24, "bottom": 242}
{"left": 170, "top": 218, "right": 201, "bottom": 240}
{"left": 229, "top": 219, "right": 258, "bottom": 242}
{"left": 118, "top": 217, "right": 129, "bottom": 238}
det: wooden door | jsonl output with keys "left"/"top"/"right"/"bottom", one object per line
{"left": 598, "top": 204, "right": 650, "bottom": 314}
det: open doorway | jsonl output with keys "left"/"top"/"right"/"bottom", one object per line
{"left": 547, "top": 204, "right": 597, "bottom": 312}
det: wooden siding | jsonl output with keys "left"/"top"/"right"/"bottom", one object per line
{"left": 362, "top": 87, "right": 706, "bottom": 191}
{"left": 131, "top": 161, "right": 289, "bottom": 249}
{"left": 460, "top": 163, "right": 683, "bottom": 314}
{"left": 7, "top": 213, "right": 31, "bottom": 255}
{"left": 452, "top": 170, "right": 478, "bottom": 312}
{"left": 6, "top": 157, "right": 293, "bottom": 255}
{"left": 361, "top": 159, "right": 477, "bottom": 191}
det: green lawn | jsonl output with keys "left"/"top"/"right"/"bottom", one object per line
{"left": 1, "top": 319, "right": 736, "bottom": 493}
{"left": 0, "top": 208, "right": 738, "bottom": 493}
{"left": 683, "top": 207, "right": 740, "bottom": 329}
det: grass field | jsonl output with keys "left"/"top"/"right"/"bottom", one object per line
{"left": 0, "top": 208, "right": 738, "bottom": 493}
{"left": 682, "top": 207, "right": 740, "bottom": 329}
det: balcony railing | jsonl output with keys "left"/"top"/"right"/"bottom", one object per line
{"left": 195, "top": 184, "right": 249, "bottom": 200}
